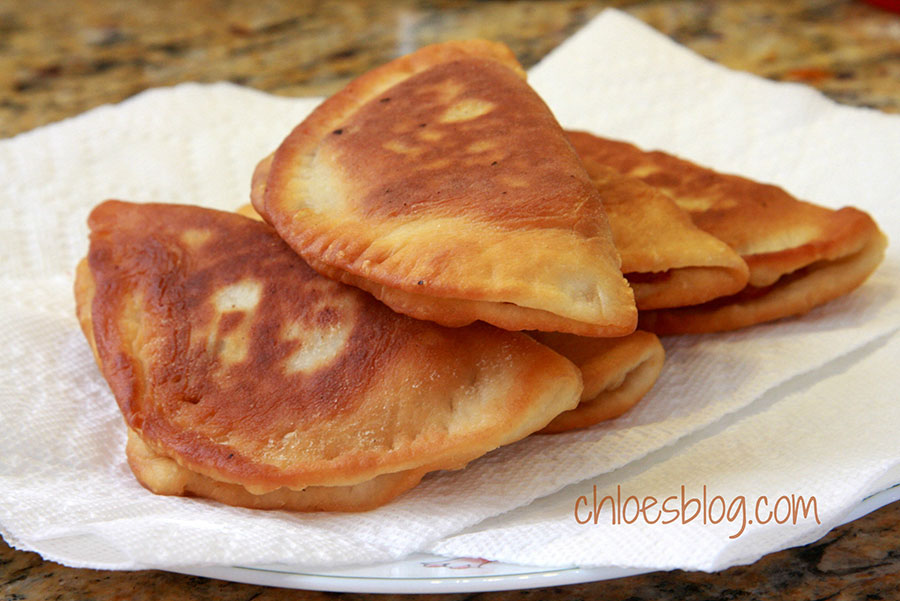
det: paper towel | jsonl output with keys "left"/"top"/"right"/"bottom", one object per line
{"left": 430, "top": 333, "right": 900, "bottom": 570}
{"left": 1, "top": 9, "right": 898, "bottom": 572}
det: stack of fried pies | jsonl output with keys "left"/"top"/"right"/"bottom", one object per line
{"left": 567, "top": 131, "right": 887, "bottom": 335}
{"left": 76, "top": 40, "right": 885, "bottom": 512}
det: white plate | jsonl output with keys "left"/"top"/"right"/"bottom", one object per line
{"left": 172, "top": 483, "right": 900, "bottom": 594}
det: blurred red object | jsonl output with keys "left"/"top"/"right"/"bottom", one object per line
{"left": 862, "top": 0, "right": 900, "bottom": 13}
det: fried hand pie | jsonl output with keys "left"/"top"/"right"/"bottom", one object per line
{"left": 237, "top": 200, "right": 657, "bottom": 436}
{"left": 573, "top": 135, "right": 887, "bottom": 334}
{"left": 75, "top": 201, "right": 582, "bottom": 511}
{"left": 568, "top": 131, "right": 749, "bottom": 310}
{"left": 530, "top": 330, "right": 664, "bottom": 433}
{"left": 252, "top": 40, "right": 636, "bottom": 337}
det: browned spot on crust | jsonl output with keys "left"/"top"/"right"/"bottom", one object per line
{"left": 567, "top": 131, "right": 750, "bottom": 311}
{"left": 563, "top": 132, "right": 871, "bottom": 266}
{"left": 217, "top": 311, "right": 244, "bottom": 334}
{"left": 84, "top": 201, "right": 405, "bottom": 485}
{"left": 77, "top": 201, "right": 584, "bottom": 495}
{"left": 324, "top": 58, "right": 603, "bottom": 231}
{"left": 252, "top": 43, "right": 637, "bottom": 337}
{"left": 642, "top": 171, "right": 681, "bottom": 189}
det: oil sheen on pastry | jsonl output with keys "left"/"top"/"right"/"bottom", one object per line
{"left": 252, "top": 41, "right": 636, "bottom": 337}
{"left": 569, "top": 131, "right": 749, "bottom": 311}
{"left": 572, "top": 135, "right": 887, "bottom": 334}
{"left": 75, "top": 201, "right": 583, "bottom": 511}
{"left": 530, "top": 330, "right": 664, "bottom": 433}
{"left": 240, "top": 200, "right": 659, "bottom": 435}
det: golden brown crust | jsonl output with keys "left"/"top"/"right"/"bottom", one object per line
{"left": 242, "top": 200, "right": 623, "bottom": 334}
{"left": 568, "top": 131, "right": 749, "bottom": 310}
{"left": 565, "top": 133, "right": 880, "bottom": 287}
{"left": 570, "top": 132, "right": 887, "bottom": 333}
{"left": 248, "top": 155, "right": 272, "bottom": 221}
{"left": 625, "top": 266, "right": 748, "bottom": 311}
{"left": 302, "top": 253, "right": 632, "bottom": 337}
{"left": 531, "top": 330, "right": 665, "bottom": 433}
{"left": 739, "top": 207, "right": 880, "bottom": 287}
{"left": 237, "top": 202, "right": 264, "bottom": 221}
{"left": 639, "top": 229, "right": 888, "bottom": 334}
{"left": 237, "top": 202, "right": 662, "bottom": 425}
{"left": 74, "top": 259, "right": 101, "bottom": 364}
{"left": 241, "top": 200, "right": 630, "bottom": 334}
{"left": 255, "top": 41, "right": 636, "bottom": 336}
{"left": 75, "top": 201, "right": 583, "bottom": 505}
{"left": 126, "top": 429, "right": 427, "bottom": 512}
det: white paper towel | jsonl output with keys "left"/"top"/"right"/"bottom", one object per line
{"left": 1, "top": 9, "right": 898, "bottom": 572}
{"left": 430, "top": 334, "right": 900, "bottom": 570}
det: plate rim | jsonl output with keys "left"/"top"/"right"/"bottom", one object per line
{"left": 169, "top": 483, "right": 900, "bottom": 593}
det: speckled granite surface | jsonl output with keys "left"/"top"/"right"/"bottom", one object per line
{"left": 2, "top": 0, "right": 899, "bottom": 598}
{"left": 2, "top": 501, "right": 899, "bottom": 599}
{"left": 3, "top": 0, "right": 900, "bottom": 139}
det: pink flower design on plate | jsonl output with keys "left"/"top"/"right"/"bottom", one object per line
{"left": 422, "top": 557, "right": 494, "bottom": 570}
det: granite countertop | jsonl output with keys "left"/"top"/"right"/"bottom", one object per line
{"left": 2, "top": 0, "right": 899, "bottom": 598}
